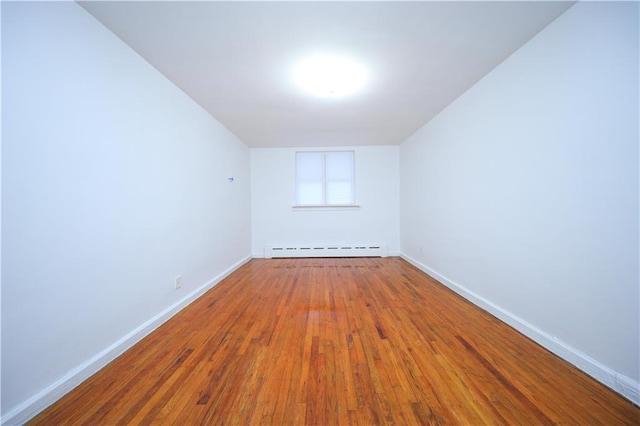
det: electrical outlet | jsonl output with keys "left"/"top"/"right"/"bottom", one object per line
{"left": 175, "top": 276, "right": 183, "bottom": 290}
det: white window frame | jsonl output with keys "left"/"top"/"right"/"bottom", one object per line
{"left": 294, "top": 150, "right": 358, "bottom": 209}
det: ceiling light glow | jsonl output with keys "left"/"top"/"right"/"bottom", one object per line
{"left": 294, "top": 55, "right": 367, "bottom": 98}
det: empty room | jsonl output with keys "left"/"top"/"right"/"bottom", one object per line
{"left": 2, "top": 1, "right": 639, "bottom": 424}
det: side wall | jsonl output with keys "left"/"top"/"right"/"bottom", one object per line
{"left": 251, "top": 146, "right": 400, "bottom": 257}
{"left": 400, "top": 2, "right": 639, "bottom": 403}
{"left": 1, "top": 2, "right": 251, "bottom": 422}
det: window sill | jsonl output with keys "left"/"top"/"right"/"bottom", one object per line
{"left": 292, "top": 204, "right": 360, "bottom": 211}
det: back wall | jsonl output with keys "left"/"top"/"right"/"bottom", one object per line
{"left": 251, "top": 146, "right": 400, "bottom": 257}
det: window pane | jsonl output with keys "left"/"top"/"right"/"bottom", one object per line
{"left": 325, "top": 152, "right": 354, "bottom": 204}
{"left": 297, "top": 182, "right": 323, "bottom": 205}
{"left": 296, "top": 152, "right": 324, "bottom": 205}
{"left": 326, "top": 181, "right": 353, "bottom": 204}
{"left": 325, "top": 152, "right": 353, "bottom": 180}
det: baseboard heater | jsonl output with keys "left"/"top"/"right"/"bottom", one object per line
{"left": 264, "top": 244, "right": 388, "bottom": 259}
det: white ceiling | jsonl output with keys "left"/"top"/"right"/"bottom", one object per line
{"left": 79, "top": 1, "right": 574, "bottom": 148}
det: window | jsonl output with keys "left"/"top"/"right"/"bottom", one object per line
{"left": 295, "top": 151, "right": 355, "bottom": 206}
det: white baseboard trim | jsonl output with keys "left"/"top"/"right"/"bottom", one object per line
{"left": 400, "top": 253, "right": 640, "bottom": 406}
{"left": 1, "top": 255, "right": 253, "bottom": 426}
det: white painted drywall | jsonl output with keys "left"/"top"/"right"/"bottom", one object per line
{"left": 1, "top": 1, "right": 251, "bottom": 420}
{"left": 251, "top": 146, "right": 400, "bottom": 256}
{"left": 400, "top": 1, "right": 639, "bottom": 397}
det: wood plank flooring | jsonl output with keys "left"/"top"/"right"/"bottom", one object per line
{"left": 30, "top": 257, "right": 639, "bottom": 425}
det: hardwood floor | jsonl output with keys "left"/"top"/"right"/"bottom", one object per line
{"left": 31, "top": 257, "right": 639, "bottom": 425}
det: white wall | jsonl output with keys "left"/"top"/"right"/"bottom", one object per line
{"left": 252, "top": 146, "right": 400, "bottom": 256}
{"left": 1, "top": 2, "right": 251, "bottom": 422}
{"left": 400, "top": 2, "right": 639, "bottom": 402}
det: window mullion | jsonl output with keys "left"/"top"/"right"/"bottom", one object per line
{"left": 322, "top": 152, "right": 327, "bottom": 205}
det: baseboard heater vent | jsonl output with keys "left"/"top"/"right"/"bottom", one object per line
{"left": 265, "top": 244, "right": 388, "bottom": 259}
